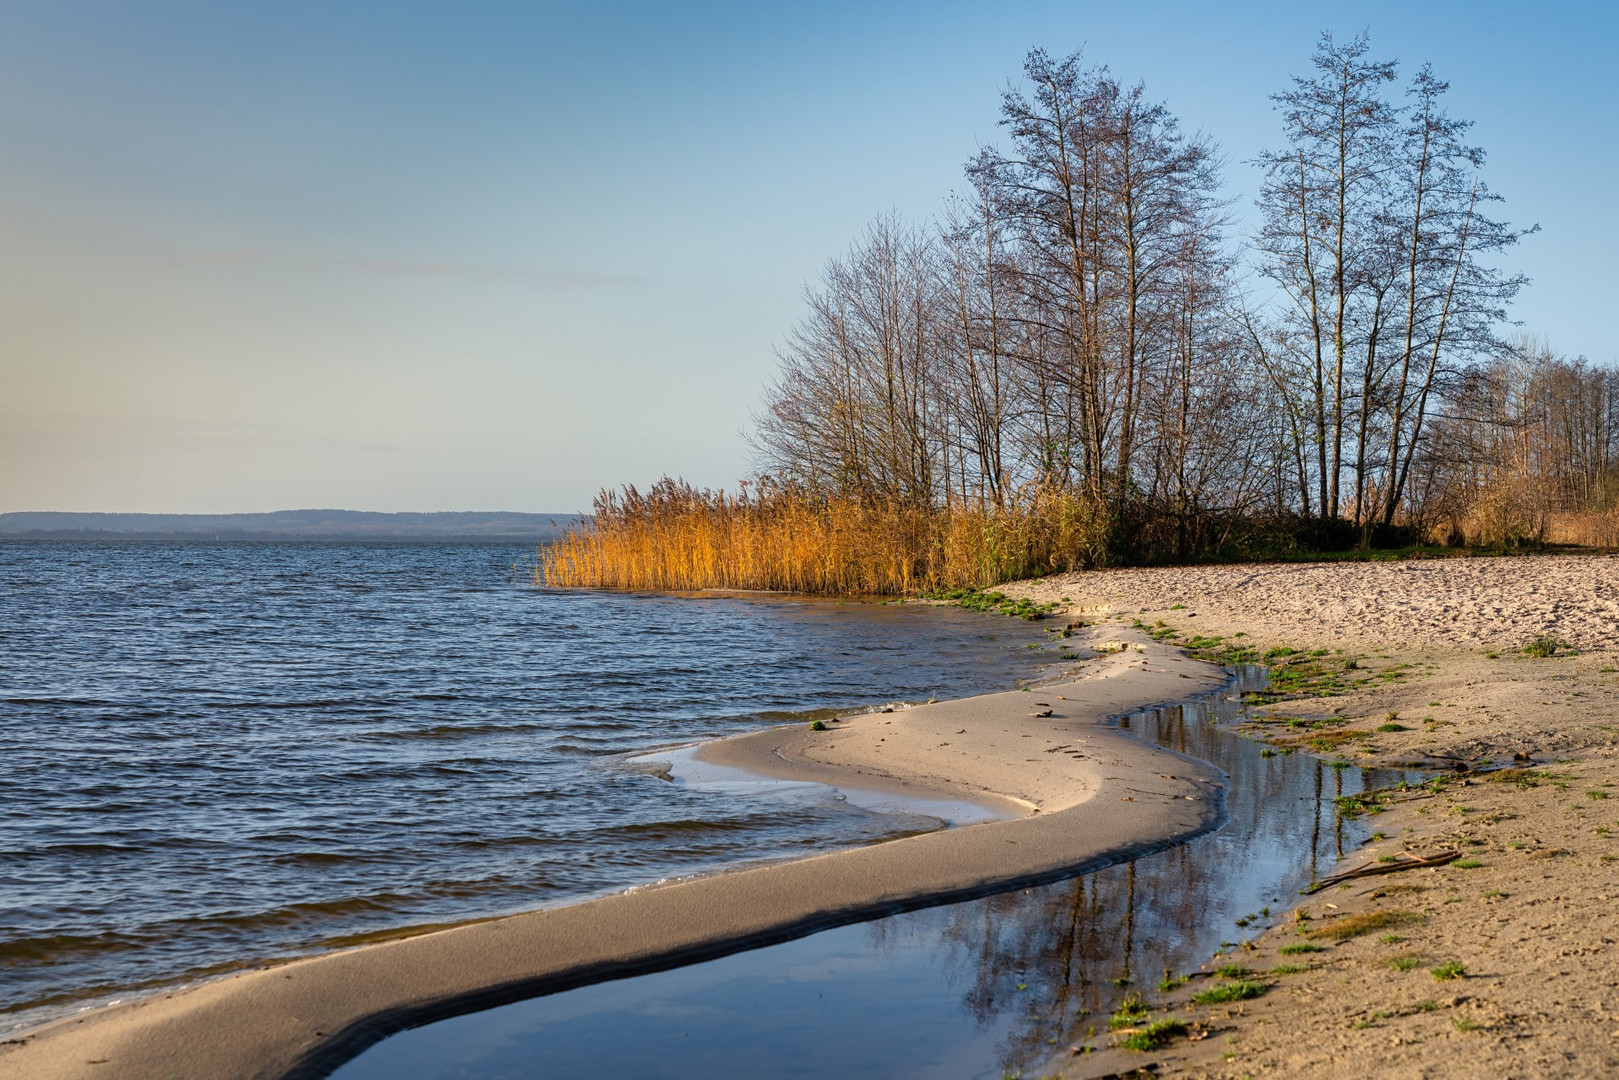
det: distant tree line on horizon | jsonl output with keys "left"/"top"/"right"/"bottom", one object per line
{"left": 542, "top": 32, "right": 1618, "bottom": 593}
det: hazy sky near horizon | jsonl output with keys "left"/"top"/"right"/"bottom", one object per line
{"left": 2, "top": 1, "right": 1614, "bottom": 513}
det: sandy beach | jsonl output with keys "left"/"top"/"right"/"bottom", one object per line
{"left": 995, "top": 554, "right": 1619, "bottom": 1078}
{"left": 0, "top": 636, "right": 1229, "bottom": 1080}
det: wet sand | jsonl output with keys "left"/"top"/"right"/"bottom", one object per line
{"left": 0, "top": 636, "right": 1228, "bottom": 1080}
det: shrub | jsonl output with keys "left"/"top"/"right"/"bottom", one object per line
{"left": 1522, "top": 634, "right": 1566, "bottom": 658}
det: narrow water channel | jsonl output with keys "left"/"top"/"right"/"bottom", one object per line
{"left": 327, "top": 669, "right": 1413, "bottom": 1080}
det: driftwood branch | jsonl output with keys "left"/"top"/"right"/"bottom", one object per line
{"left": 1303, "top": 850, "right": 1461, "bottom": 893}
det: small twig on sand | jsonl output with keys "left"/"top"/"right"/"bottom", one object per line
{"left": 1303, "top": 850, "right": 1461, "bottom": 893}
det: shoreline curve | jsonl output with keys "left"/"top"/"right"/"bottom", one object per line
{"left": 0, "top": 631, "right": 1229, "bottom": 1080}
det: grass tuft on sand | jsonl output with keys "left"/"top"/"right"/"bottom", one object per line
{"left": 1306, "top": 910, "right": 1422, "bottom": 941}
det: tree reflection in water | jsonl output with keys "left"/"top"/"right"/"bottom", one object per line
{"left": 852, "top": 674, "right": 1412, "bottom": 1077}
{"left": 329, "top": 672, "right": 1416, "bottom": 1080}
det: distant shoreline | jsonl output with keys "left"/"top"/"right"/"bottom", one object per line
{"left": 0, "top": 509, "right": 585, "bottom": 543}
{"left": 1, "top": 532, "right": 554, "bottom": 543}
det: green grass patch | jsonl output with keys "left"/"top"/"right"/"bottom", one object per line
{"left": 1431, "top": 961, "right": 1467, "bottom": 981}
{"left": 1522, "top": 634, "right": 1567, "bottom": 658}
{"left": 1107, "top": 993, "right": 1150, "bottom": 1030}
{"left": 1334, "top": 785, "right": 1407, "bottom": 818}
{"left": 923, "top": 588, "right": 1059, "bottom": 621}
{"left": 1118, "top": 1018, "right": 1187, "bottom": 1051}
{"left": 1278, "top": 942, "right": 1325, "bottom": 955}
{"left": 1486, "top": 768, "right": 1550, "bottom": 788}
{"left": 1191, "top": 980, "right": 1268, "bottom": 1005}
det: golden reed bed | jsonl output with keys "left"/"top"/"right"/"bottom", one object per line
{"left": 536, "top": 479, "right": 1109, "bottom": 595}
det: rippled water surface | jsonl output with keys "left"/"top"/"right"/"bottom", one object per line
{"left": 0, "top": 541, "right": 1053, "bottom": 1026}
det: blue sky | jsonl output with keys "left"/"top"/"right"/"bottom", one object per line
{"left": 1, "top": 1, "right": 1612, "bottom": 512}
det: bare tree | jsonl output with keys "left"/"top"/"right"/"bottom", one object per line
{"left": 753, "top": 214, "right": 942, "bottom": 505}
{"left": 1376, "top": 65, "right": 1531, "bottom": 527}
{"left": 1255, "top": 31, "right": 1397, "bottom": 521}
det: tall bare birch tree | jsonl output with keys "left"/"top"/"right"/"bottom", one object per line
{"left": 1256, "top": 31, "right": 1397, "bottom": 522}
{"left": 1375, "top": 65, "right": 1529, "bottom": 526}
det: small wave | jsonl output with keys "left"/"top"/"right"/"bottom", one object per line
{"left": 249, "top": 831, "right": 319, "bottom": 845}
{"left": 359, "top": 722, "right": 543, "bottom": 742}
{"left": 59, "top": 782, "right": 132, "bottom": 798}
{"left": 552, "top": 741, "right": 625, "bottom": 756}
{"left": 753, "top": 706, "right": 847, "bottom": 724}
{"left": 193, "top": 698, "right": 386, "bottom": 711}
{"left": 162, "top": 893, "right": 417, "bottom": 933}
{"left": 270, "top": 851, "right": 373, "bottom": 866}
{"left": 25, "top": 842, "right": 145, "bottom": 857}
{"left": 591, "top": 818, "right": 755, "bottom": 841}
{"left": 0, "top": 932, "right": 145, "bottom": 965}
{"left": 51, "top": 801, "right": 146, "bottom": 815}
{"left": 451, "top": 835, "right": 547, "bottom": 850}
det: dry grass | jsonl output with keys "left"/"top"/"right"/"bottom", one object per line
{"left": 1544, "top": 509, "right": 1619, "bottom": 548}
{"left": 1437, "top": 504, "right": 1619, "bottom": 549}
{"left": 1305, "top": 909, "right": 1423, "bottom": 942}
{"left": 537, "top": 478, "right": 1111, "bottom": 594}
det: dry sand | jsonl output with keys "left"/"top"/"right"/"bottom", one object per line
{"left": 0, "top": 638, "right": 1229, "bottom": 1080}
{"left": 994, "top": 554, "right": 1619, "bottom": 1079}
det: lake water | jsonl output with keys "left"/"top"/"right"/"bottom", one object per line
{"left": 0, "top": 541, "right": 1054, "bottom": 1030}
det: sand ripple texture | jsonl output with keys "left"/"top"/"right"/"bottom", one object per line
{"left": 1004, "top": 555, "right": 1619, "bottom": 656}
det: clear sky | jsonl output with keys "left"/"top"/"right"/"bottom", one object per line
{"left": 1, "top": 0, "right": 1612, "bottom": 513}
